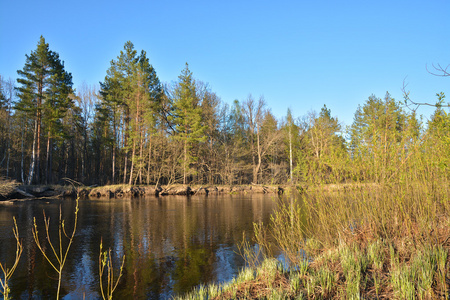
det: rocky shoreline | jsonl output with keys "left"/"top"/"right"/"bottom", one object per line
{"left": 0, "top": 180, "right": 286, "bottom": 201}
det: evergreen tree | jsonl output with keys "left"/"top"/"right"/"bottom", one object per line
{"left": 99, "top": 42, "right": 163, "bottom": 184}
{"left": 169, "top": 63, "right": 206, "bottom": 184}
{"left": 128, "top": 50, "right": 163, "bottom": 185}
{"left": 197, "top": 83, "right": 221, "bottom": 183}
{"left": 350, "top": 93, "right": 406, "bottom": 182}
{"left": 43, "top": 54, "right": 74, "bottom": 183}
{"left": 0, "top": 76, "right": 13, "bottom": 178}
{"left": 424, "top": 92, "right": 450, "bottom": 181}
{"left": 0, "top": 77, "right": 5, "bottom": 107}
{"left": 15, "top": 36, "right": 74, "bottom": 184}
{"left": 300, "top": 105, "right": 347, "bottom": 183}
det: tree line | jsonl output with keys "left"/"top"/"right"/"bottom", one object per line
{"left": 0, "top": 36, "right": 448, "bottom": 186}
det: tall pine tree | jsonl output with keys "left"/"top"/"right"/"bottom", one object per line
{"left": 16, "top": 36, "right": 74, "bottom": 184}
{"left": 99, "top": 42, "right": 163, "bottom": 184}
{"left": 169, "top": 63, "right": 206, "bottom": 184}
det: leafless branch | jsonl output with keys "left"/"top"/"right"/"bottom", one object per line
{"left": 402, "top": 78, "right": 450, "bottom": 111}
{"left": 426, "top": 63, "right": 450, "bottom": 77}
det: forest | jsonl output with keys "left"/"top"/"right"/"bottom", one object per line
{"left": 0, "top": 36, "right": 449, "bottom": 187}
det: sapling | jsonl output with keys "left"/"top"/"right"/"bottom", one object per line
{"left": 0, "top": 217, "right": 23, "bottom": 300}
{"left": 32, "top": 197, "right": 79, "bottom": 299}
{"left": 99, "top": 239, "right": 125, "bottom": 300}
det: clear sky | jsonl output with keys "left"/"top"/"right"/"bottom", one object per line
{"left": 1, "top": 0, "right": 449, "bottom": 127}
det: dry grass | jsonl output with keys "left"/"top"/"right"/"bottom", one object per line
{"left": 177, "top": 181, "right": 450, "bottom": 299}
{"left": 0, "top": 179, "right": 19, "bottom": 199}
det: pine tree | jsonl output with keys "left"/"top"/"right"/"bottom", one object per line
{"left": 99, "top": 42, "right": 163, "bottom": 184}
{"left": 128, "top": 50, "right": 163, "bottom": 185}
{"left": 303, "top": 105, "right": 347, "bottom": 183}
{"left": 44, "top": 53, "right": 74, "bottom": 183}
{"left": 15, "top": 36, "right": 74, "bottom": 184}
{"left": 425, "top": 92, "right": 450, "bottom": 181}
{"left": 169, "top": 63, "right": 206, "bottom": 184}
{"left": 0, "top": 77, "right": 5, "bottom": 107}
{"left": 350, "top": 93, "right": 406, "bottom": 182}
{"left": 285, "top": 108, "right": 296, "bottom": 182}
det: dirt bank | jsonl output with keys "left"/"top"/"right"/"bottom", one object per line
{"left": 0, "top": 180, "right": 287, "bottom": 201}
{"left": 0, "top": 180, "right": 77, "bottom": 201}
{"left": 85, "top": 184, "right": 285, "bottom": 199}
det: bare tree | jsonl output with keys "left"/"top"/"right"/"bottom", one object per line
{"left": 427, "top": 63, "right": 450, "bottom": 77}
{"left": 242, "top": 95, "right": 282, "bottom": 184}
{"left": 403, "top": 63, "right": 450, "bottom": 111}
{"left": 76, "top": 83, "right": 99, "bottom": 182}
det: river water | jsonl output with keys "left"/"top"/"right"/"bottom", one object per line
{"left": 0, "top": 194, "right": 279, "bottom": 299}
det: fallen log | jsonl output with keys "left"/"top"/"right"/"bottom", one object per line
{"left": 14, "top": 187, "right": 36, "bottom": 198}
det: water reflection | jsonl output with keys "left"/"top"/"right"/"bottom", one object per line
{"left": 0, "top": 194, "right": 278, "bottom": 299}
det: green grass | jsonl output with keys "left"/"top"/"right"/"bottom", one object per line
{"left": 175, "top": 182, "right": 450, "bottom": 299}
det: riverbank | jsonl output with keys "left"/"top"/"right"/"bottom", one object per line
{"left": 176, "top": 182, "right": 450, "bottom": 299}
{"left": 85, "top": 183, "right": 286, "bottom": 198}
{"left": 0, "top": 180, "right": 288, "bottom": 201}
{"left": 0, "top": 180, "right": 389, "bottom": 201}
{"left": 178, "top": 236, "right": 449, "bottom": 299}
{"left": 0, "top": 180, "right": 76, "bottom": 201}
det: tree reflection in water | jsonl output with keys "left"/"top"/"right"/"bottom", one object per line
{"left": 0, "top": 194, "right": 277, "bottom": 299}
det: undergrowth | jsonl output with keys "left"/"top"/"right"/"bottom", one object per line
{"left": 176, "top": 182, "right": 450, "bottom": 299}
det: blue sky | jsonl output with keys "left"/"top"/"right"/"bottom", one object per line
{"left": 1, "top": 0, "right": 449, "bottom": 127}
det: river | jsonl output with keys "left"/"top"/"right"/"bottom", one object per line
{"left": 0, "top": 194, "right": 279, "bottom": 299}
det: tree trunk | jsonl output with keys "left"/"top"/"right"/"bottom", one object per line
{"left": 27, "top": 118, "right": 38, "bottom": 185}
{"left": 129, "top": 139, "right": 136, "bottom": 185}
{"left": 183, "top": 138, "right": 187, "bottom": 185}
{"left": 5, "top": 102, "right": 11, "bottom": 178}
{"left": 83, "top": 120, "right": 88, "bottom": 182}
{"left": 138, "top": 129, "right": 143, "bottom": 184}
{"left": 21, "top": 120, "right": 26, "bottom": 183}
{"left": 36, "top": 108, "right": 41, "bottom": 184}
{"left": 46, "top": 131, "right": 51, "bottom": 184}
{"left": 112, "top": 111, "right": 117, "bottom": 184}
{"left": 123, "top": 111, "right": 129, "bottom": 184}
{"left": 35, "top": 79, "right": 44, "bottom": 184}
{"left": 146, "top": 136, "right": 152, "bottom": 185}
{"left": 253, "top": 128, "right": 261, "bottom": 184}
{"left": 289, "top": 124, "right": 293, "bottom": 182}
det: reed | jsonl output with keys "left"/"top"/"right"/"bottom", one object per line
{"left": 0, "top": 217, "right": 22, "bottom": 300}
